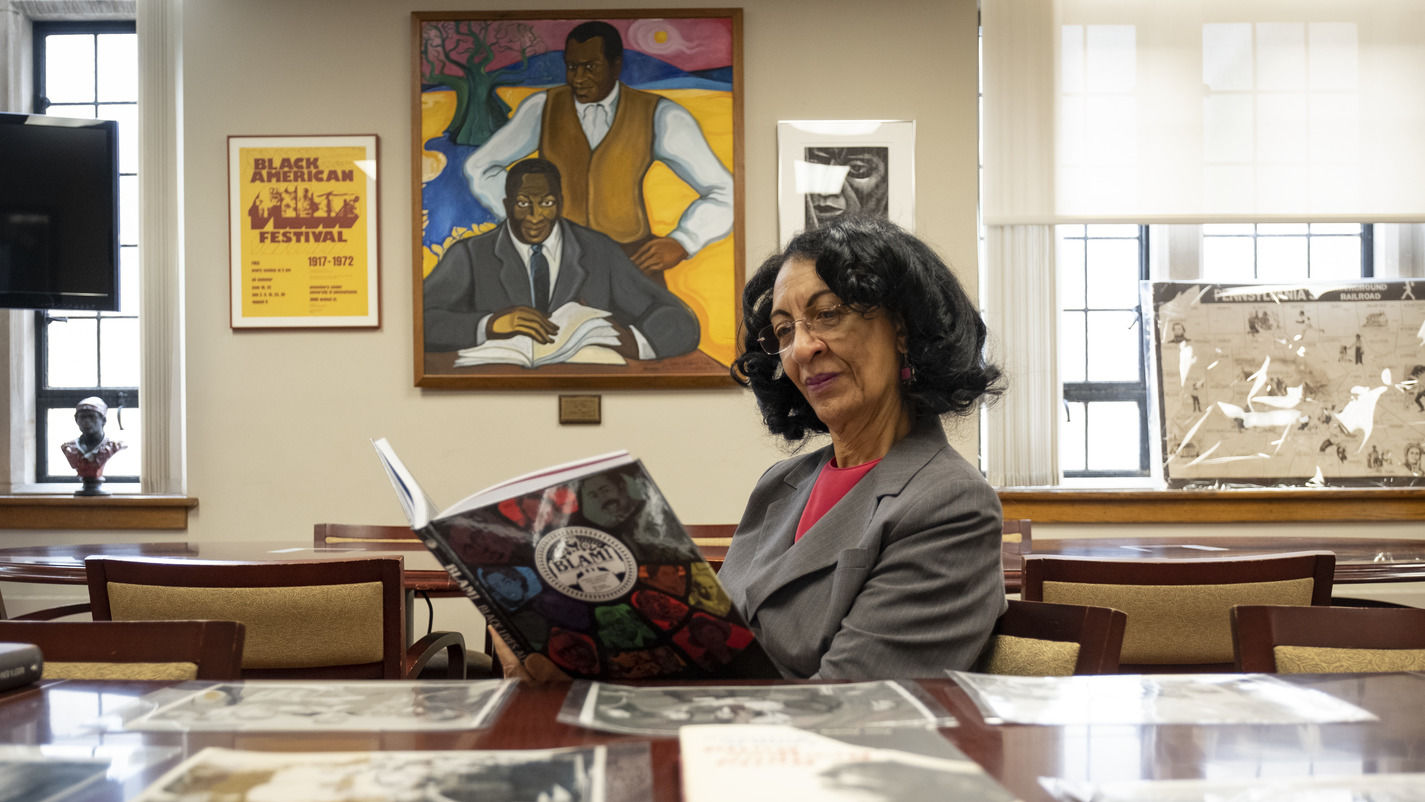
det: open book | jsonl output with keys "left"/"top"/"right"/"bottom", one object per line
{"left": 453, "top": 302, "right": 626, "bottom": 368}
{"left": 371, "top": 439, "right": 778, "bottom": 680}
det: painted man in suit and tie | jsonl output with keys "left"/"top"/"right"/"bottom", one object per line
{"left": 462, "top": 20, "right": 733, "bottom": 281}
{"left": 423, "top": 158, "right": 700, "bottom": 359}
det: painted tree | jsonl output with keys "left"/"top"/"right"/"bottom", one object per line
{"left": 422, "top": 20, "right": 542, "bottom": 148}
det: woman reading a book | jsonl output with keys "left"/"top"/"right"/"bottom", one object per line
{"left": 719, "top": 216, "right": 1007, "bottom": 679}
{"left": 491, "top": 217, "right": 1006, "bottom": 683}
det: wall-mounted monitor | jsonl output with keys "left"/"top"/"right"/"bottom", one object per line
{"left": 0, "top": 112, "right": 120, "bottom": 312}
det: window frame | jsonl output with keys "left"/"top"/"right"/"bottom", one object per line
{"left": 1058, "top": 224, "right": 1152, "bottom": 479}
{"left": 29, "top": 19, "right": 140, "bottom": 486}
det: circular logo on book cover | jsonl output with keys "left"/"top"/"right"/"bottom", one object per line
{"left": 534, "top": 527, "right": 637, "bottom": 602}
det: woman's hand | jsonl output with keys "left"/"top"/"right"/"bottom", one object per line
{"left": 489, "top": 626, "right": 571, "bottom": 683}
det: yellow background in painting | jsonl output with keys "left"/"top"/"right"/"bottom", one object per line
{"left": 238, "top": 145, "right": 370, "bottom": 318}
{"left": 419, "top": 85, "right": 737, "bottom": 366}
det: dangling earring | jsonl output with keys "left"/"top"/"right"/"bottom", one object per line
{"left": 900, "top": 354, "right": 914, "bottom": 385}
{"left": 772, "top": 361, "right": 785, "bottom": 380}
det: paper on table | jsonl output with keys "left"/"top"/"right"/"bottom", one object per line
{"left": 947, "top": 672, "right": 1377, "bottom": 726}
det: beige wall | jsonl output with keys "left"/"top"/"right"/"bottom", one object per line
{"left": 176, "top": 0, "right": 982, "bottom": 540}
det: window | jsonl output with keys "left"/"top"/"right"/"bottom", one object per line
{"left": 1201, "top": 223, "right": 1372, "bottom": 281}
{"left": 1057, "top": 224, "right": 1150, "bottom": 477}
{"left": 32, "top": 22, "right": 140, "bottom": 485}
{"left": 1056, "top": 223, "right": 1374, "bottom": 481}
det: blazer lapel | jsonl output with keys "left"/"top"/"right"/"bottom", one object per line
{"left": 738, "top": 417, "right": 948, "bottom": 622}
{"left": 494, "top": 226, "right": 533, "bottom": 305}
{"left": 548, "top": 222, "right": 586, "bottom": 310}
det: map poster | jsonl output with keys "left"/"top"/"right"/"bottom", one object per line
{"left": 227, "top": 134, "right": 380, "bottom": 328}
{"left": 1150, "top": 280, "right": 1425, "bottom": 487}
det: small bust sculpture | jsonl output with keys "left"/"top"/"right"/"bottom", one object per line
{"left": 60, "top": 396, "right": 125, "bottom": 496}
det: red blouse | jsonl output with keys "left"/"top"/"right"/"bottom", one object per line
{"left": 794, "top": 457, "right": 882, "bottom": 541}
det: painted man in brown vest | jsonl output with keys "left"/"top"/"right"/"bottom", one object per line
{"left": 464, "top": 21, "right": 733, "bottom": 283}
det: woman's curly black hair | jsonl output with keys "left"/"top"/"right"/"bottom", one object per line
{"left": 731, "top": 217, "right": 1004, "bottom": 441}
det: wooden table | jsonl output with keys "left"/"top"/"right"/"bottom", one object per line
{"left": 1006, "top": 535, "right": 1425, "bottom": 591}
{"left": 3, "top": 535, "right": 1424, "bottom": 595}
{"left": 1, "top": 673, "right": 1422, "bottom": 801}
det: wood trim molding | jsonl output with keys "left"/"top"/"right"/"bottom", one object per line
{"left": 0, "top": 495, "right": 196, "bottom": 530}
{"left": 998, "top": 488, "right": 1425, "bottom": 524}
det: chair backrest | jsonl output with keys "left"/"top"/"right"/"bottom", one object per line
{"left": 1233, "top": 604, "right": 1425, "bottom": 673}
{"left": 0, "top": 619, "right": 245, "bottom": 680}
{"left": 85, "top": 555, "right": 406, "bottom": 679}
{"left": 1022, "top": 551, "right": 1335, "bottom": 672}
{"left": 1000, "top": 518, "right": 1032, "bottom": 575}
{"left": 974, "top": 599, "right": 1126, "bottom": 676}
{"left": 314, "top": 522, "right": 425, "bottom": 549}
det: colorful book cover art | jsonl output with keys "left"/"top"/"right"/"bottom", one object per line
{"left": 432, "top": 461, "right": 772, "bottom": 679}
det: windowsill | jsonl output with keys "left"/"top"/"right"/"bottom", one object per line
{"left": 998, "top": 486, "right": 1425, "bottom": 523}
{"left": 0, "top": 493, "right": 196, "bottom": 530}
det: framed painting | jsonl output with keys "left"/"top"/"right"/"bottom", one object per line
{"left": 227, "top": 134, "right": 380, "bottom": 329}
{"left": 776, "top": 120, "right": 915, "bottom": 245}
{"left": 412, "top": 10, "right": 743, "bottom": 388}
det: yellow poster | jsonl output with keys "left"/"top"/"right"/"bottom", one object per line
{"left": 228, "top": 135, "right": 379, "bottom": 328}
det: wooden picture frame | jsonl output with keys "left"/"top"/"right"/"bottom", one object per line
{"left": 776, "top": 120, "right": 915, "bottom": 246}
{"left": 227, "top": 134, "right": 380, "bottom": 329}
{"left": 412, "top": 10, "right": 743, "bottom": 389}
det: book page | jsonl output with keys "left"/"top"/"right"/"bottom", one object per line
{"left": 452, "top": 302, "right": 624, "bottom": 368}
{"left": 439, "top": 450, "right": 635, "bottom": 520}
{"left": 370, "top": 438, "right": 439, "bottom": 529}
{"left": 531, "top": 302, "right": 624, "bottom": 366}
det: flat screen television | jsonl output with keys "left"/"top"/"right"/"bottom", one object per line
{"left": 0, "top": 112, "right": 120, "bottom": 312}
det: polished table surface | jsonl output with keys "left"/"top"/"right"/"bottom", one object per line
{"left": 3, "top": 535, "right": 1424, "bottom": 595}
{"left": 1, "top": 673, "right": 1422, "bottom": 801}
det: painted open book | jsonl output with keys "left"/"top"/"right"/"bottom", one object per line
{"left": 372, "top": 439, "right": 778, "bottom": 680}
{"left": 452, "top": 302, "right": 625, "bottom": 368}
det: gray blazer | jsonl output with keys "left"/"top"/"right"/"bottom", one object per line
{"left": 422, "top": 220, "right": 700, "bottom": 355}
{"left": 719, "top": 416, "right": 1006, "bottom": 679}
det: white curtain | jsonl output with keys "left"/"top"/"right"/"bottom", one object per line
{"left": 137, "top": 0, "right": 184, "bottom": 493}
{"left": 984, "top": 225, "right": 1059, "bottom": 487}
{"left": 984, "top": 0, "right": 1425, "bottom": 224}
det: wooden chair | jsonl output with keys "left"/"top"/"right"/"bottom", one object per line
{"left": 314, "top": 523, "right": 495, "bottom": 677}
{"left": 0, "top": 619, "right": 245, "bottom": 681}
{"left": 84, "top": 555, "right": 465, "bottom": 680}
{"left": 973, "top": 599, "right": 1126, "bottom": 676}
{"left": 314, "top": 522, "right": 433, "bottom": 552}
{"left": 0, "top": 586, "right": 93, "bottom": 622}
{"left": 1233, "top": 604, "right": 1425, "bottom": 674}
{"left": 1000, "top": 518, "right": 1032, "bottom": 576}
{"left": 1022, "top": 551, "right": 1335, "bottom": 673}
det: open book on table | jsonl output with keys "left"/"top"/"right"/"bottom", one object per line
{"left": 453, "top": 302, "right": 626, "bottom": 368}
{"left": 371, "top": 439, "right": 778, "bottom": 680}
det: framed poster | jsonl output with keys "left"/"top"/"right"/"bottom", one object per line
{"left": 227, "top": 134, "right": 380, "bottom": 328}
{"left": 776, "top": 120, "right": 914, "bottom": 245}
{"left": 1150, "top": 279, "right": 1425, "bottom": 488}
{"left": 412, "top": 10, "right": 743, "bottom": 389}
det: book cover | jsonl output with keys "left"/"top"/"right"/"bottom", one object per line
{"left": 679, "top": 724, "right": 1020, "bottom": 802}
{"left": 0, "top": 643, "right": 42, "bottom": 692}
{"left": 372, "top": 440, "right": 779, "bottom": 680}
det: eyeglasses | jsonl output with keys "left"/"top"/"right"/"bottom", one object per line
{"left": 756, "top": 303, "right": 857, "bottom": 355}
